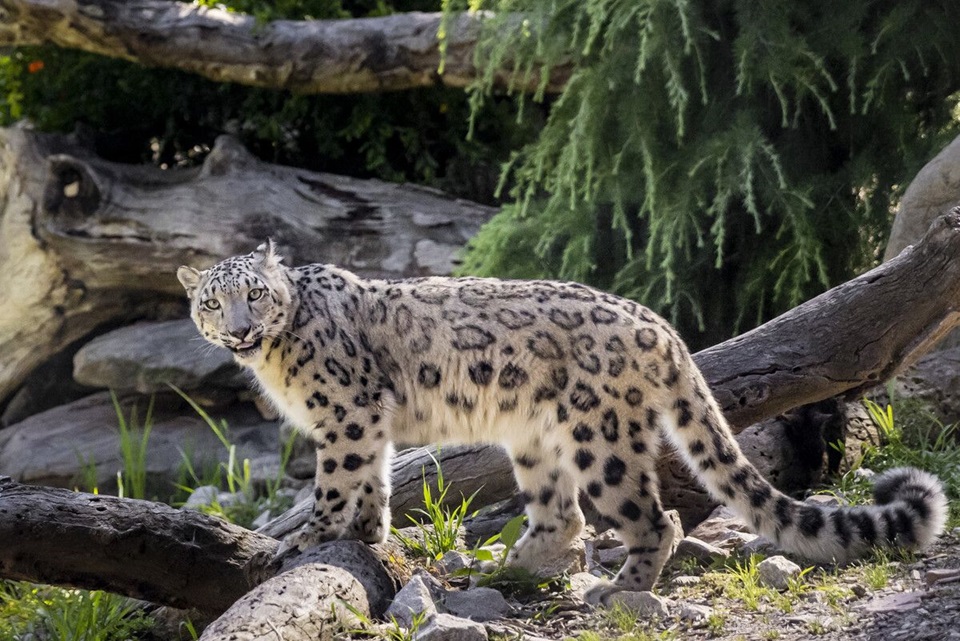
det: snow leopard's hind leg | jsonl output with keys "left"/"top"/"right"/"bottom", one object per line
{"left": 505, "top": 439, "right": 586, "bottom": 574}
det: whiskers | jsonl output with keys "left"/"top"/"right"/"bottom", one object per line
{"left": 188, "top": 335, "right": 222, "bottom": 354}
{"left": 278, "top": 328, "right": 307, "bottom": 343}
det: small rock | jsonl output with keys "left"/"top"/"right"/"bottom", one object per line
{"left": 863, "top": 591, "right": 923, "bottom": 613}
{"left": 569, "top": 572, "right": 603, "bottom": 594}
{"left": 672, "top": 575, "right": 702, "bottom": 587}
{"left": 598, "top": 545, "right": 628, "bottom": 568}
{"left": 413, "top": 613, "right": 488, "bottom": 641}
{"left": 687, "top": 505, "right": 752, "bottom": 547}
{"left": 805, "top": 494, "right": 842, "bottom": 508}
{"left": 436, "top": 550, "right": 473, "bottom": 575}
{"left": 244, "top": 453, "right": 284, "bottom": 492}
{"left": 851, "top": 584, "right": 868, "bottom": 598}
{"left": 680, "top": 603, "right": 713, "bottom": 623}
{"left": 385, "top": 576, "right": 438, "bottom": 627}
{"left": 925, "top": 568, "right": 960, "bottom": 586}
{"left": 183, "top": 485, "right": 219, "bottom": 509}
{"left": 251, "top": 509, "right": 272, "bottom": 529}
{"left": 742, "top": 535, "right": 780, "bottom": 557}
{"left": 606, "top": 591, "right": 671, "bottom": 617}
{"left": 591, "top": 528, "right": 623, "bottom": 549}
{"left": 757, "top": 555, "right": 802, "bottom": 590}
{"left": 672, "top": 536, "right": 730, "bottom": 566}
{"left": 215, "top": 491, "right": 243, "bottom": 508}
{"left": 854, "top": 467, "right": 876, "bottom": 481}
{"left": 441, "top": 587, "right": 509, "bottom": 621}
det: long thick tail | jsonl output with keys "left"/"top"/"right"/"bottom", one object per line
{"left": 663, "top": 363, "right": 948, "bottom": 563}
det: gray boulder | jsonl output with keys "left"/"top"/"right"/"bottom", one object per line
{"left": 885, "top": 133, "right": 960, "bottom": 261}
{"left": 73, "top": 319, "right": 243, "bottom": 393}
{"left": 671, "top": 536, "right": 730, "bottom": 566}
{"left": 895, "top": 346, "right": 960, "bottom": 423}
{"left": 413, "top": 613, "right": 488, "bottom": 641}
{"left": 0, "top": 391, "right": 279, "bottom": 494}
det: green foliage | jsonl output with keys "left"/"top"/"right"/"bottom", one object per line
{"left": 345, "top": 602, "right": 427, "bottom": 640}
{"left": 861, "top": 397, "right": 960, "bottom": 525}
{"left": 111, "top": 392, "right": 154, "bottom": 500}
{"left": 171, "top": 385, "right": 296, "bottom": 528}
{"left": 466, "top": 514, "right": 549, "bottom": 596}
{"left": 861, "top": 551, "right": 891, "bottom": 589}
{"left": 458, "top": 0, "right": 960, "bottom": 346}
{"left": 819, "top": 394, "right": 960, "bottom": 526}
{"left": 0, "top": 582, "right": 153, "bottom": 641}
{"left": 469, "top": 512, "right": 524, "bottom": 568}
{"left": 392, "top": 451, "right": 479, "bottom": 559}
{"left": 722, "top": 554, "right": 766, "bottom": 611}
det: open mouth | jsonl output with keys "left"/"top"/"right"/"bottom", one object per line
{"left": 230, "top": 337, "right": 263, "bottom": 358}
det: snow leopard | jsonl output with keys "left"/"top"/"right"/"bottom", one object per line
{"left": 177, "top": 241, "right": 947, "bottom": 604}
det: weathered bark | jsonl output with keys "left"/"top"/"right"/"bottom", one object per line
{"left": 0, "top": 0, "right": 570, "bottom": 94}
{"left": 0, "top": 476, "right": 275, "bottom": 613}
{"left": 258, "top": 443, "right": 517, "bottom": 540}
{"left": 0, "top": 127, "right": 497, "bottom": 406}
{"left": 0, "top": 476, "right": 402, "bottom": 639}
{"left": 698, "top": 210, "right": 960, "bottom": 430}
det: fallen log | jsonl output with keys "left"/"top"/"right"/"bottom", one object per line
{"left": 0, "top": 0, "right": 571, "bottom": 94}
{"left": 0, "top": 476, "right": 402, "bottom": 640}
{"left": 0, "top": 126, "right": 497, "bottom": 407}
{"left": 696, "top": 210, "right": 960, "bottom": 430}
{"left": 0, "top": 475, "right": 275, "bottom": 613}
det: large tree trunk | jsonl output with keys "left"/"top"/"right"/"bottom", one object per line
{"left": 0, "top": 0, "right": 570, "bottom": 94}
{"left": 0, "top": 127, "right": 497, "bottom": 407}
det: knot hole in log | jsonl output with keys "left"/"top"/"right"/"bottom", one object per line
{"left": 43, "top": 155, "right": 102, "bottom": 220}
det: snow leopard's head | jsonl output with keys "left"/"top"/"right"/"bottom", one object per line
{"left": 177, "top": 240, "right": 294, "bottom": 361}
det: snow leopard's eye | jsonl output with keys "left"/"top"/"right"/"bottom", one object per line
{"left": 202, "top": 299, "right": 220, "bottom": 311}
{"left": 248, "top": 288, "right": 264, "bottom": 301}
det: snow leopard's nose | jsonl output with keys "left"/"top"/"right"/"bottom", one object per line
{"left": 228, "top": 325, "right": 251, "bottom": 339}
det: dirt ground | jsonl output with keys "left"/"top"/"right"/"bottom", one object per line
{"left": 475, "top": 528, "right": 960, "bottom": 641}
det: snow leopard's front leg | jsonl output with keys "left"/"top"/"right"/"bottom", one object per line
{"left": 279, "top": 398, "right": 391, "bottom": 555}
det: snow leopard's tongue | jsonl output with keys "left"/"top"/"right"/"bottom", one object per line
{"left": 233, "top": 339, "right": 262, "bottom": 354}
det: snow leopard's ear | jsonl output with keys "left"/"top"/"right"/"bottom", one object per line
{"left": 176, "top": 266, "right": 203, "bottom": 296}
{"left": 253, "top": 239, "right": 283, "bottom": 270}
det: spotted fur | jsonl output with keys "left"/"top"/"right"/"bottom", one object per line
{"left": 178, "top": 242, "right": 948, "bottom": 605}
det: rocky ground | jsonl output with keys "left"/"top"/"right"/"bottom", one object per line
{"left": 373, "top": 509, "right": 960, "bottom": 641}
